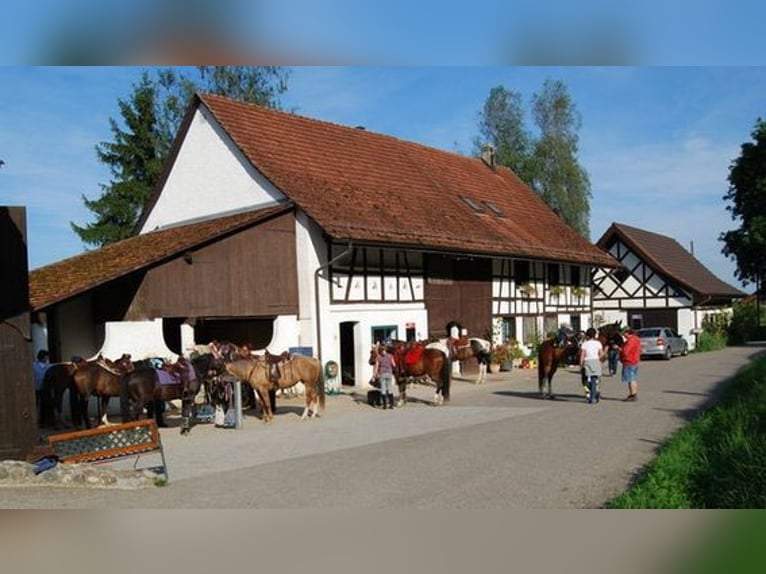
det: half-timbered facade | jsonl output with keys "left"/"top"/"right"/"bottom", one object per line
{"left": 29, "top": 94, "right": 616, "bottom": 388}
{"left": 593, "top": 223, "right": 744, "bottom": 348}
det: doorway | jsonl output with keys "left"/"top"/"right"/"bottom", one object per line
{"left": 339, "top": 321, "right": 357, "bottom": 387}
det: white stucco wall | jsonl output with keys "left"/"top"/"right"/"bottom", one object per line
{"left": 323, "top": 304, "right": 429, "bottom": 388}
{"left": 139, "top": 106, "right": 286, "bottom": 233}
{"left": 97, "top": 320, "right": 176, "bottom": 361}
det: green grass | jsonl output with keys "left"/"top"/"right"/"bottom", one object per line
{"left": 606, "top": 357, "right": 766, "bottom": 509}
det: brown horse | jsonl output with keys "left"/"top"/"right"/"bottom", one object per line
{"left": 369, "top": 340, "right": 452, "bottom": 406}
{"left": 537, "top": 337, "right": 580, "bottom": 399}
{"left": 40, "top": 361, "right": 84, "bottom": 429}
{"left": 120, "top": 355, "right": 210, "bottom": 435}
{"left": 71, "top": 354, "right": 134, "bottom": 427}
{"left": 224, "top": 354, "right": 325, "bottom": 423}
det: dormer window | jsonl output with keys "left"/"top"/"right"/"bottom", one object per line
{"left": 460, "top": 196, "right": 485, "bottom": 213}
{"left": 484, "top": 201, "right": 505, "bottom": 217}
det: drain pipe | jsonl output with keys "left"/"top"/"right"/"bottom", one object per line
{"left": 314, "top": 241, "right": 353, "bottom": 367}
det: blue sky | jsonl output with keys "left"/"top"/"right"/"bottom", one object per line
{"left": 2, "top": 2, "right": 765, "bottom": 64}
{"left": 1, "top": 67, "right": 764, "bottom": 291}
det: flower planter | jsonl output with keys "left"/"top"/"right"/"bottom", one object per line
{"left": 489, "top": 363, "right": 501, "bottom": 374}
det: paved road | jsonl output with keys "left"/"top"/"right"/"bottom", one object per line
{"left": 1, "top": 344, "right": 763, "bottom": 508}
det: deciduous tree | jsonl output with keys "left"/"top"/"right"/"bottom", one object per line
{"left": 530, "top": 79, "right": 591, "bottom": 238}
{"left": 475, "top": 79, "right": 591, "bottom": 238}
{"left": 720, "top": 118, "right": 766, "bottom": 287}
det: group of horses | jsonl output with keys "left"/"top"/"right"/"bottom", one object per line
{"left": 537, "top": 321, "right": 624, "bottom": 400}
{"left": 367, "top": 321, "right": 625, "bottom": 406}
{"left": 40, "top": 342, "right": 326, "bottom": 435}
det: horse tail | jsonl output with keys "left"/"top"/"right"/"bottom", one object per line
{"left": 440, "top": 351, "right": 452, "bottom": 401}
{"left": 317, "top": 361, "right": 326, "bottom": 412}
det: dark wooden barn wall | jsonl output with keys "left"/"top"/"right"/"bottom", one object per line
{"left": 124, "top": 212, "right": 299, "bottom": 320}
{"left": 0, "top": 207, "right": 37, "bottom": 460}
{"left": 425, "top": 255, "right": 492, "bottom": 340}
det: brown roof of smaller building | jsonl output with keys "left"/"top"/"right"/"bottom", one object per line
{"left": 29, "top": 204, "right": 291, "bottom": 311}
{"left": 597, "top": 223, "right": 745, "bottom": 299}
{"left": 193, "top": 93, "right": 617, "bottom": 268}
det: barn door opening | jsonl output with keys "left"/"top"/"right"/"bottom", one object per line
{"left": 339, "top": 321, "right": 357, "bottom": 387}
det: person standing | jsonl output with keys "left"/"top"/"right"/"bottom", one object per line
{"left": 373, "top": 345, "right": 397, "bottom": 409}
{"left": 619, "top": 326, "right": 641, "bottom": 401}
{"left": 579, "top": 328, "right": 605, "bottom": 403}
{"left": 32, "top": 349, "right": 50, "bottom": 425}
{"left": 606, "top": 331, "right": 622, "bottom": 376}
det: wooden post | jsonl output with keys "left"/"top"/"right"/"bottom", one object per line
{"left": 0, "top": 207, "right": 38, "bottom": 460}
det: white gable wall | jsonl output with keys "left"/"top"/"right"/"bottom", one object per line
{"left": 139, "top": 106, "right": 286, "bottom": 233}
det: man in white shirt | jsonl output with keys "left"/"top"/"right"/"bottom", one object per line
{"left": 579, "top": 328, "right": 605, "bottom": 404}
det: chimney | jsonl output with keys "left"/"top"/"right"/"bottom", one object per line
{"left": 481, "top": 143, "right": 496, "bottom": 169}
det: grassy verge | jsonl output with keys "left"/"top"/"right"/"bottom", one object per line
{"left": 606, "top": 356, "right": 766, "bottom": 508}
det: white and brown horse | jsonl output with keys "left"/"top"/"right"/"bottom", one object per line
{"left": 450, "top": 337, "right": 492, "bottom": 384}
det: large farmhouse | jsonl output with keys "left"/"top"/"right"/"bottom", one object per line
{"left": 592, "top": 222, "right": 744, "bottom": 348}
{"left": 30, "top": 93, "right": 617, "bottom": 387}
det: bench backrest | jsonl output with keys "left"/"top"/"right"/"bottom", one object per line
{"left": 47, "top": 419, "right": 167, "bottom": 481}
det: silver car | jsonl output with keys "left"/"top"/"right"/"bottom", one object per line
{"left": 636, "top": 327, "right": 689, "bottom": 360}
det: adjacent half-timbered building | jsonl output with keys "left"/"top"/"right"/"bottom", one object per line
{"left": 593, "top": 223, "right": 744, "bottom": 348}
{"left": 29, "top": 94, "right": 617, "bottom": 388}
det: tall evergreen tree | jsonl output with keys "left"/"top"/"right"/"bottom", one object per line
{"left": 71, "top": 73, "right": 162, "bottom": 247}
{"left": 72, "top": 67, "right": 289, "bottom": 247}
{"left": 720, "top": 117, "right": 766, "bottom": 287}
{"left": 531, "top": 79, "right": 591, "bottom": 238}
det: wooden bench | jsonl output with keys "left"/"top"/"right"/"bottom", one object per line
{"left": 47, "top": 419, "right": 168, "bottom": 482}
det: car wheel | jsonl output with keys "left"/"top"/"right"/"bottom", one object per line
{"left": 664, "top": 347, "right": 672, "bottom": 360}
{"left": 681, "top": 343, "right": 689, "bottom": 356}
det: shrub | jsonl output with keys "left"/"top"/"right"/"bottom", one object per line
{"left": 728, "top": 300, "right": 760, "bottom": 344}
{"left": 695, "top": 331, "right": 727, "bottom": 352}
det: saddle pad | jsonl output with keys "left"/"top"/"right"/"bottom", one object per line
{"left": 155, "top": 368, "right": 179, "bottom": 386}
{"left": 404, "top": 346, "right": 424, "bottom": 365}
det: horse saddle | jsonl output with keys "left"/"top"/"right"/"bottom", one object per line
{"left": 265, "top": 351, "right": 290, "bottom": 383}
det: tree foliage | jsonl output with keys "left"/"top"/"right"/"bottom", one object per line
{"left": 475, "top": 79, "right": 591, "bottom": 238}
{"left": 720, "top": 118, "right": 766, "bottom": 287}
{"left": 72, "top": 66, "right": 290, "bottom": 248}
{"left": 475, "top": 86, "right": 534, "bottom": 184}
{"left": 71, "top": 73, "right": 162, "bottom": 246}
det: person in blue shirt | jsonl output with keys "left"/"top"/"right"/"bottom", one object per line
{"left": 32, "top": 349, "right": 50, "bottom": 426}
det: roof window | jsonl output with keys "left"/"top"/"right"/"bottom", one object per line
{"left": 460, "top": 196, "right": 485, "bottom": 213}
{"left": 484, "top": 201, "right": 505, "bottom": 217}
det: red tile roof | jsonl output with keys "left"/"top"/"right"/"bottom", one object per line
{"left": 196, "top": 93, "right": 617, "bottom": 267}
{"left": 29, "top": 205, "right": 291, "bottom": 310}
{"left": 597, "top": 223, "right": 744, "bottom": 299}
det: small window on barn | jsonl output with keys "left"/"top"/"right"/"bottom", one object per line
{"left": 484, "top": 201, "right": 506, "bottom": 217}
{"left": 461, "top": 196, "right": 485, "bottom": 213}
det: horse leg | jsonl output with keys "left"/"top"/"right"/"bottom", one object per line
{"left": 154, "top": 400, "right": 168, "bottom": 427}
{"left": 539, "top": 375, "right": 549, "bottom": 399}
{"left": 476, "top": 363, "right": 486, "bottom": 385}
{"left": 397, "top": 379, "right": 406, "bottom": 407}
{"left": 100, "top": 396, "right": 113, "bottom": 426}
